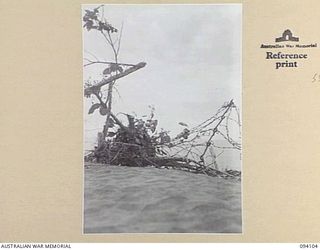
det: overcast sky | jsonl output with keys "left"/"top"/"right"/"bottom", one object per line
{"left": 83, "top": 4, "right": 242, "bottom": 151}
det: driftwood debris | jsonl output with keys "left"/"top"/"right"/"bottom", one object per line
{"left": 84, "top": 62, "right": 146, "bottom": 97}
{"left": 83, "top": 6, "right": 241, "bottom": 180}
{"left": 85, "top": 100, "right": 241, "bottom": 180}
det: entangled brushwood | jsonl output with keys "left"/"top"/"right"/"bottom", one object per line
{"left": 83, "top": 6, "right": 241, "bottom": 180}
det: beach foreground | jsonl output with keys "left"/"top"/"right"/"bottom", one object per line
{"left": 84, "top": 165, "right": 242, "bottom": 233}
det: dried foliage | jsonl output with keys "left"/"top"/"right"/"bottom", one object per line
{"left": 83, "top": 7, "right": 118, "bottom": 33}
{"left": 83, "top": 6, "right": 241, "bottom": 180}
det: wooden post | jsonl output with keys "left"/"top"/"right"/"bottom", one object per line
{"left": 84, "top": 62, "right": 146, "bottom": 96}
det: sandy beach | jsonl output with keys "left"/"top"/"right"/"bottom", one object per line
{"left": 84, "top": 165, "right": 242, "bottom": 233}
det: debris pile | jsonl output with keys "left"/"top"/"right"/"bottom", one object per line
{"left": 83, "top": 6, "right": 241, "bottom": 180}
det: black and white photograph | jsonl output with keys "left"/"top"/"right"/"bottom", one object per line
{"left": 83, "top": 4, "right": 242, "bottom": 233}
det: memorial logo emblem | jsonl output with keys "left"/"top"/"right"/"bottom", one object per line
{"left": 275, "top": 29, "right": 299, "bottom": 42}
{"left": 260, "top": 29, "right": 317, "bottom": 69}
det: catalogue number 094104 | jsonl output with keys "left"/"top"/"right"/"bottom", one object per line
{"left": 300, "top": 244, "right": 318, "bottom": 248}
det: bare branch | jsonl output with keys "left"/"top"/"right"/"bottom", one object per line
{"left": 84, "top": 49, "right": 100, "bottom": 62}
{"left": 83, "top": 59, "right": 135, "bottom": 67}
{"left": 100, "top": 30, "right": 113, "bottom": 47}
{"left": 84, "top": 62, "right": 147, "bottom": 96}
{"left": 117, "top": 22, "right": 124, "bottom": 55}
{"left": 113, "top": 86, "right": 122, "bottom": 100}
